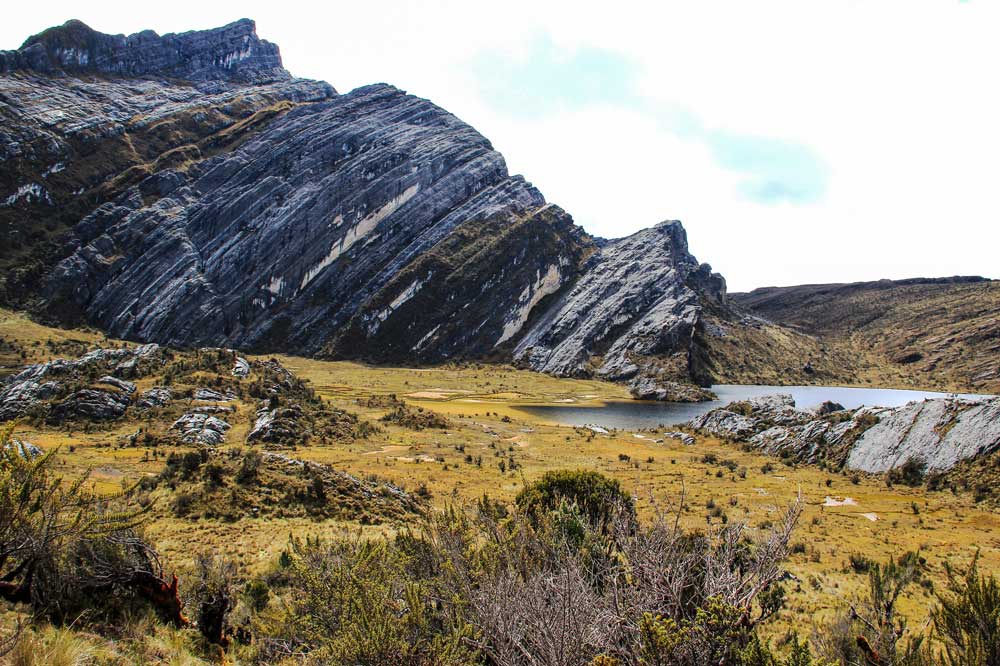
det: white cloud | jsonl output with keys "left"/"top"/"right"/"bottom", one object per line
{"left": 2, "top": 0, "right": 997, "bottom": 290}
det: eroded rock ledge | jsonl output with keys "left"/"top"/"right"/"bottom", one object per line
{"left": 689, "top": 393, "right": 1000, "bottom": 473}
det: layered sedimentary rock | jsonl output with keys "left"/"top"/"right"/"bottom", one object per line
{"left": 514, "top": 221, "right": 725, "bottom": 398}
{"left": 689, "top": 394, "right": 1000, "bottom": 473}
{"left": 0, "top": 20, "right": 334, "bottom": 306}
{"left": 3, "top": 19, "right": 745, "bottom": 397}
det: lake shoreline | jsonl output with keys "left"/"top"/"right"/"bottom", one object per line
{"left": 513, "top": 383, "right": 995, "bottom": 429}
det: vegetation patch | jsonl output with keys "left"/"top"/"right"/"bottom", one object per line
{"left": 143, "top": 447, "right": 422, "bottom": 524}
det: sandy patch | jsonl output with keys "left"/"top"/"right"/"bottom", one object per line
{"left": 363, "top": 445, "right": 409, "bottom": 456}
{"left": 397, "top": 455, "right": 437, "bottom": 464}
{"left": 407, "top": 391, "right": 455, "bottom": 399}
{"left": 823, "top": 496, "right": 858, "bottom": 507}
{"left": 859, "top": 512, "right": 879, "bottom": 522}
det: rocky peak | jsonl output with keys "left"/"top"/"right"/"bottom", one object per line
{"left": 0, "top": 18, "right": 290, "bottom": 83}
{"left": 513, "top": 217, "right": 724, "bottom": 394}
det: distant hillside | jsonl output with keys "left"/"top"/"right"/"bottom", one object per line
{"left": 733, "top": 277, "right": 1000, "bottom": 394}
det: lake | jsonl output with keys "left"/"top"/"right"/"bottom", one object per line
{"left": 513, "top": 384, "right": 991, "bottom": 430}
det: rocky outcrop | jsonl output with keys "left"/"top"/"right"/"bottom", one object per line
{"left": 247, "top": 405, "right": 302, "bottom": 444}
{"left": 48, "top": 387, "right": 131, "bottom": 422}
{"left": 662, "top": 431, "right": 696, "bottom": 446}
{"left": 39, "top": 80, "right": 587, "bottom": 360}
{"left": 4, "top": 438, "right": 43, "bottom": 459}
{"left": 97, "top": 375, "right": 136, "bottom": 395}
{"left": 1, "top": 19, "right": 289, "bottom": 83}
{"left": 138, "top": 387, "right": 172, "bottom": 409}
{"left": 629, "top": 376, "right": 717, "bottom": 402}
{"left": 171, "top": 412, "right": 230, "bottom": 446}
{"left": 846, "top": 398, "right": 1000, "bottom": 473}
{"left": 0, "top": 344, "right": 161, "bottom": 421}
{"left": 0, "top": 20, "right": 335, "bottom": 309}
{"left": 513, "top": 221, "right": 726, "bottom": 393}
{"left": 232, "top": 356, "right": 250, "bottom": 378}
{"left": 193, "top": 388, "right": 234, "bottom": 402}
{"left": 689, "top": 394, "right": 1000, "bottom": 473}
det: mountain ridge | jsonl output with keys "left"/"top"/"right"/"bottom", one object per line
{"left": 2, "top": 18, "right": 994, "bottom": 399}
{"left": 0, "top": 18, "right": 740, "bottom": 400}
{"left": 733, "top": 277, "right": 1000, "bottom": 394}
{"left": 1, "top": 18, "right": 289, "bottom": 83}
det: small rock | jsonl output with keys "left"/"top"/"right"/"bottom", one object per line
{"left": 193, "top": 388, "right": 235, "bottom": 402}
{"left": 138, "top": 387, "right": 172, "bottom": 409}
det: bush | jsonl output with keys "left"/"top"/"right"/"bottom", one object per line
{"left": 933, "top": 552, "right": 1000, "bottom": 666}
{"left": 236, "top": 449, "right": 262, "bottom": 484}
{"left": 243, "top": 474, "right": 804, "bottom": 665}
{"left": 849, "top": 553, "right": 874, "bottom": 574}
{"left": 188, "top": 553, "right": 238, "bottom": 647}
{"left": 515, "top": 470, "right": 636, "bottom": 529}
{"left": 887, "top": 456, "right": 928, "bottom": 487}
{"left": 0, "top": 425, "right": 186, "bottom": 627}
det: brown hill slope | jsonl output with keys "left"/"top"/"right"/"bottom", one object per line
{"left": 733, "top": 277, "right": 1000, "bottom": 394}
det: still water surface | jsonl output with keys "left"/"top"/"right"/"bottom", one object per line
{"left": 513, "top": 385, "right": 990, "bottom": 430}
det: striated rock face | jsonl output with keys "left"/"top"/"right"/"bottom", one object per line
{"left": 138, "top": 387, "right": 172, "bottom": 409}
{"left": 846, "top": 399, "right": 1000, "bottom": 473}
{"left": 689, "top": 393, "right": 1000, "bottom": 473}
{"left": 247, "top": 405, "right": 303, "bottom": 444}
{"left": 0, "top": 18, "right": 334, "bottom": 308}
{"left": 49, "top": 387, "right": 131, "bottom": 422}
{"left": 514, "top": 221, "right": 726, "bottom": 395}
{"left": 40, "top": 82, "right": 585, "bottom": 357}
{"left": 1, "top": 19, "right": 289, "bottom": 83}
{"left": 4, "top": 19, "right": 737, "bottom": 398}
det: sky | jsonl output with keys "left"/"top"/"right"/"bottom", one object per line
{"left": 3, "top": 1, "right": 998, "bottom": 291}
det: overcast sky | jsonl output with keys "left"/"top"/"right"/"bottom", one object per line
{"left": 4, "top": 1, "right": 997, "bottom": 291}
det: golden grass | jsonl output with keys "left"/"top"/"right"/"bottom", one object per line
{"left": 2, "top": 309, "right": 998, "bottom": 642}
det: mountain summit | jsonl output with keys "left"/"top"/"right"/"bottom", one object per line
{"left": 1, "top": 18, "right": 289, "bottom": 83}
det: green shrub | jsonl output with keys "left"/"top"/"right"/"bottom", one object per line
{"left": 887, "top": 456, "right": 928, "bottom": 487}
{"left": 516, "top": 470, "right": 636, "bottom": 528}
{"left": 933, "top": 552, "right": 1000, "bottom": 666}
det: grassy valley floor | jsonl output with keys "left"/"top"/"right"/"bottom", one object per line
{"left": 2, "top": 308, "right": 999, "bottom": 647}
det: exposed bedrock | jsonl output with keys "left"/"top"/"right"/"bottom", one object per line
{"left": 689, "top": 394, "right": 1000, "bottom": 473}
{"left": 514, "top": 220, "right": 726, "bottom": 395}
{"left": 1, "top": 18, "right": 289, "bottom": 83}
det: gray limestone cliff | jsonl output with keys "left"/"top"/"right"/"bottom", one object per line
{"left": 2, "top": 19, "right": 732, "bottom": 399}
{"left": 514, "top": 221, "right": 725, "bottom": 399}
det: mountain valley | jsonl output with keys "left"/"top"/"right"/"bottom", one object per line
{"left": 1, "top": 16, "right": 999, "bottom": 666}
